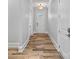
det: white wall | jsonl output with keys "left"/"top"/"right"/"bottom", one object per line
{"left": 48, "top": 0, "right": 70, "bottom": 59}
{"left": 58, "top": 0, "right": 70, "bottom": 59}
{"left": 18, "top": 0, "right": 31, "bottom": 49}
{"left": 8, "top": 0, "right": 22, "bottom": 47}
{"left": 8, "top": 0, "right": 31, "bottom": 50}
{"left": 48, "top": 0, "right": 58, "bottom": 43}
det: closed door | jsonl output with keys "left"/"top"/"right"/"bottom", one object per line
{"left": 34, "top": 7, "right": 48, "bottom": 33}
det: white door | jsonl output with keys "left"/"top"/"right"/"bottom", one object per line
{"left": 34, "top": 7, "right": 48, "bottom": 33}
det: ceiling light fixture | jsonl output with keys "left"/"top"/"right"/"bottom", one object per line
{"left": 37, "top": 3, "right": 44, "bottom": 10}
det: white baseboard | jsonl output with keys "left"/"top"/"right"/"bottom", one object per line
{"left": 59, "top": 48, "right": 70, "bottom": 59}
{"left": 18, "top": 34, "right": 30, "bottom": 52}
{"left": 48, "top": 34, "right": 70, "bottom": 59}
{"left": 8, "top": 43, "right": 19, "bottom": 48}
{"left": 48, "top": 34, "right": 65, "bottom": 58}
{"left": 48, "top": 34, "right": 59, "bottom": 51}
{"left": 33, "top": 32, "right": 48, "bottom": 34}
{"left": 18, "top": 39, "right": 30, "bottom": 52}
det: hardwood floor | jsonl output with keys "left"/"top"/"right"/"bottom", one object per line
{"left": 8, "top": 33, "right": 62, "bottom": 59}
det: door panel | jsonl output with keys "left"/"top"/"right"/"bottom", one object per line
{"left": 34, "top": 7, "right": 48, "bottom": 33}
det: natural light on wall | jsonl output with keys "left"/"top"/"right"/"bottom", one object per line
{"left": 37, "top": 3, "right": 44, "bottom": 10}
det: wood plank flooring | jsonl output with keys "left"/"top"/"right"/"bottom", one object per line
{"left": 8, "top": 33, "right": 62, "bottom": 59}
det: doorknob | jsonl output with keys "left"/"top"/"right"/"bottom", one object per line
{"left": 65, "top": 28, "right": 70, "bottom": 38}
{"left": 67, "top": 28, "right": 70, "bottom": 37}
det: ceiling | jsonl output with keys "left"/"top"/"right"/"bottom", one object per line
{"left": 32, "top": 0, "right": 49, "bottom": 3}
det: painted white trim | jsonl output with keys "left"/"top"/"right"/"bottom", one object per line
{"left": 18, "top": 4, "right": 33, "bottom": 52}
{"left": 33, "top": 32, "right": 48, "bottom": 34}
{"left": 18, "top": 26, "right": 31, "bottom": 52}
{"left": 18, "top": 37, "right": 30, "bottom": 52}
{"left": 49, "top": 33, "right": 70, "bottom": 59}
{"left": 49, "top": 35, "right": 65, "bottom": 59}
{"left": 48, "top": 34, "right": 59, "bottom": 51}
{"left": 18, "top": 28, "right": 31, "bottom": 52}
{"left": 59, "top": 48, "right": 70, "bottom": 59}
{"left": 8, "top": 43, "right": 19, "bottom": 48}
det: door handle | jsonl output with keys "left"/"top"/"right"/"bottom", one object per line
{"left": 65, "top": 28, "right": 70, "bottom": 38}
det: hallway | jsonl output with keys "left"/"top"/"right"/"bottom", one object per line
{"left": 8, "top": 33, "right": 62, "bottom": 59}
{"left": 8, "top": 0, "right": 70, "bottom": 59}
